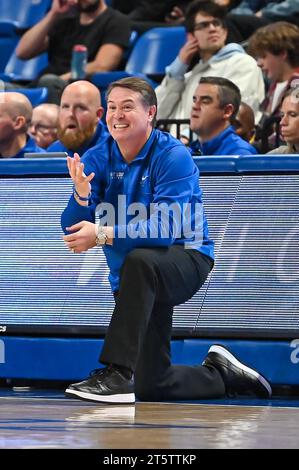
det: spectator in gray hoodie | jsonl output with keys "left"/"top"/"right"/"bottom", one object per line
{"left": 156, "top": 0, "right": 264, "bottom": 134}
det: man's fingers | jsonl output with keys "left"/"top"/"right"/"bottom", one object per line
{"left": 65, "top": 222, "right": 84, "bottom": 232}
{"left": 86, "top": 172, "right": 95, "bottom": 183}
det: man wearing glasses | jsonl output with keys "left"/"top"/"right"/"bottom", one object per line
{"left": 156, "top": 0, "right": 265, "bottom": 133}
{"left": 29, "top": 103, "right": 59, "bottom": 149}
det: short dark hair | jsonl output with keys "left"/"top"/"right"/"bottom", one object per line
{"left": 248, "top": 22, "right": 299, "bottom": 68}
{"left": 199, "top": 76, "right": 241, "bottom": 119}
{"left": 106, "top": 77, "right": 157, "bottom": 126}
{"left": 185, "top": 0, "right": 227, "bottom": 33}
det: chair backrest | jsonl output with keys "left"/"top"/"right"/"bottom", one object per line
{"left": 1, "top": 87, "right": 48, "bottom": 106}
{"left": 0, "top": 0, "right": 51, "bottom": 29}
{"left": 0, "top": 21, "right": 19, "bottom": 72}
{"left": 125, "top": 26, "right": 186, "bottom": 77}
{"left": 4, "top": 51, "right": 48, "bottom": 82}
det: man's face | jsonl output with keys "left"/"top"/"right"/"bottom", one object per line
{"left": 257, "top": 51, "right": 286, "bottom": 82}
{"left": 58, "top": 87, "right": 100, "bottom": 150}
{"left": 0, "top": 105, "right": 16, "bottom": 145}
{"left": 190, "top": 83, "right": 227, "bottom": 140}
{"left": 192, "top": 12, "right": 227, "bottom": 55}
{"left": 29, "top": 107, "right": 58, "bottom": 149}
{"left": 77, "top": 0, "right": 101, "bottom": 13}
{"left": 280, "top": 94, "right": 299, "bottom": 144}
{"left": 106, "top": 87, "right": 155, "bottom": 146}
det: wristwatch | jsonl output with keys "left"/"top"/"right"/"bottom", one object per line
{"left": 96, "top": 226, "right": 108, "bottom": 246}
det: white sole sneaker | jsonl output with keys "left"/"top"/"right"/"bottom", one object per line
{"left": 208, "top": 344, "right": 272, "bottom": 397}
{"left": 65, "top": 387, "right": 135, "bottom": 404}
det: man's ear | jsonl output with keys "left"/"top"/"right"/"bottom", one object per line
{"left": 96, "top": 106, "right": 104, "bottom": 121}
{"left": 223, "top": 103, "right": 234, "bottom": 120}
{"left": 13, "top": 115, "right": 26, "bottom": 130}
{"left": 148, "top": 105, "right": 157, "bottom": 123}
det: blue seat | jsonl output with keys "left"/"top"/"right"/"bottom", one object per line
{"left": 0, "top": 87, "right": 49, "bottom": 106}
{"left": 90, "top": 27, "right": 185, "bottom": 110}
{"left": 125, "top": 26, "right": 186, "bottom": 77}
{"left": 0, "top": 0, "right": 51, "bottom": 29}
{"left": 0, "top": 51, "right": 48, "bottom": 82}
{"left": 0, "top": 21, "right": 20, "bottom": 72}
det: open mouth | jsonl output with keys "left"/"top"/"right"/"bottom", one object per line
{"left": 66, "top": 124, "right": 77, "bottom": 131}
{"left": 113, "top": 124, "right": 129, "bottom": 129}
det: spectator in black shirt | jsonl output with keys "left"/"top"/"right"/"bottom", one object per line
{"left": 12, "top": 0, "right": 131, "bottom": 103}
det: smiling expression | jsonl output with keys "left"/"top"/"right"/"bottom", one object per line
{"left": 106, "top": 87, "right": 156, "bottom": 146}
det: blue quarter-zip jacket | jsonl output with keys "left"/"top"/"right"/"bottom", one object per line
{"left": 61, "top": 129, "right": 214, "bottom": 291}
{"left": 190, "top": 126, "right": 257, "bottom": 156}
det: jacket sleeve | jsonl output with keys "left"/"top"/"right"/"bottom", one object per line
{"left": 155, "top": 76, "right": 186, "bottom": 119}
{"left": 60, "top": 148, "right": 106, "bottom": 234}
{"left": 155, "top": 57, "right": 189, "bottom": 119}
{"left": 218, "top": 54, "right": 265, "bottom": 123}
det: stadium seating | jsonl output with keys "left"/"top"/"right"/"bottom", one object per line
{"left": 0, "top": 51, "right": 48, "bottom": 82}
{"left": 0, "top": 0, "right": 51, "bottom": 29}
{"left": 91, "top": 27, "right": 186, "bottom": 109}
{"left": 0, "top": 21, "right": 20, "bottom": 72}
{"left": 125, "top": 26, "right": 186, "bottom": 79}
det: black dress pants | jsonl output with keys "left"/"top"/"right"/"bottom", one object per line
{"left": 100, "top": 245, "right": 225, "bottom": 401}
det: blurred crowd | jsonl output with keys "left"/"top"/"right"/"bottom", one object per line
{"left": 1, "top": 0, "right": 299, "bottom": 159}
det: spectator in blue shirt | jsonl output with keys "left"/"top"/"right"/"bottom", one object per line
{"left": 189, "top": 76, "right": 257, "bottom": 155}
{"left": 0, "top": 92, "right": 43, "bottom": 158}
{"left": 60, "top": 77, "right": 271, "bottom": 404}
{"left": 47, "top": 80, "right": 109, "bottom": 156}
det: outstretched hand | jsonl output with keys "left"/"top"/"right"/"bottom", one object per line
{"left": 67, "top": 153, "right": 95, "bottom": 201}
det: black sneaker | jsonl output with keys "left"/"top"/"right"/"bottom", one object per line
{"left": 202, "top": 344, "right": 272, "bottom": 398}
{"left": 65, "top": 366, "right": 135, "bottom": 404}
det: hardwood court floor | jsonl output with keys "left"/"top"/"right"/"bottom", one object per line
{"left": 1, "top": 389, "right": 299, "bottom": 449}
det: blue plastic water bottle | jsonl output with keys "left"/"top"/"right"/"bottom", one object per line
{"left": 71, "top": 44, "right": 87, "bottom": 80}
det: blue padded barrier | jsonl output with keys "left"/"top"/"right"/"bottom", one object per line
{"left": 0, "top": 336, "right": 298, "bottom": 385}
{"left": 0, "top": 158, "right": 68, "bottom": 176}
{"left": 3, "top": 154, "right": 299, "bottom": 176}
{"left": 194, "top": 155, "right": 239, "bottom": 173}
{"left": 237, "top": 154, "right": 299, "bottom": 172}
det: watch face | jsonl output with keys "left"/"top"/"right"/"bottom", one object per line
{"left": 96, "top": 230, "right": 107, "bottom": 246}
